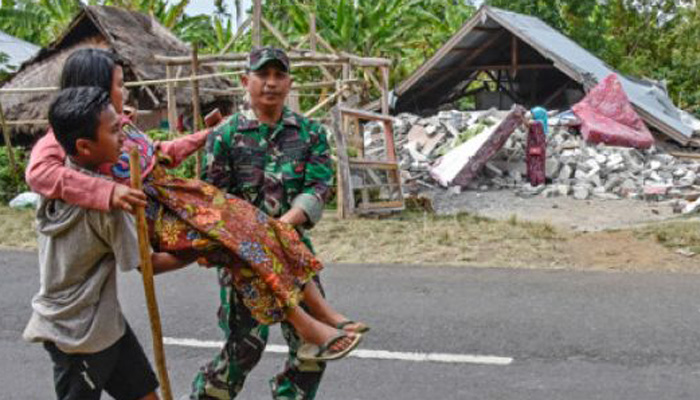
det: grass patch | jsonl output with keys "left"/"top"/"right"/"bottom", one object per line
{"left": 3, "top": 204, "right": 692, "bottom": 271}
{"left": 0, "top": 205, "right": 36, "bottom": 249}
{"left": 311, "top": 211, "right": 564, "bottom": 266}
{"left": 635, "top": 220, "right": 700, "bottom": 254}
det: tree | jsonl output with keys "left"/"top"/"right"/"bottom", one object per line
{"left": 263, "top": 0, "right": 476, "bottom": 86}
{"left": 0, "top": 0, "right": 83, "bottom": 45}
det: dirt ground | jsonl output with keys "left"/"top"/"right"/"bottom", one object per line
{"left": 2, "top": 196, "right": 699, "bottom": 273}
{"left": 422, "top": 189, "right": 700, "bottom": 272}
{"left": 430, "top": 189, "right": 683, "bottom": 232}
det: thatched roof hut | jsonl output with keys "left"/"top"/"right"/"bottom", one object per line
{"left": 1, "top": 5, "right": 234, "bottom": 143}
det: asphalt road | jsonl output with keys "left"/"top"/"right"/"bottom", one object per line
{"left": 3, "top": 249, "right": 700, "bottom": 399}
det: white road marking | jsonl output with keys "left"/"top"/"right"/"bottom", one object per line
{"left": 163, "top": 337, "right": 513, "bottom": 366}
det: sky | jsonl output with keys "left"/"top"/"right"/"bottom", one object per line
{"left": 185, "top": 0, "right": 252, "bottom": 22}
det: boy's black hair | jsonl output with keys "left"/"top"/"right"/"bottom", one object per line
{"left": 60, "top": 48, "right": 125, "bottom": 92}
{"left": 48, "top": 87, "right": 112, "bottom": 156}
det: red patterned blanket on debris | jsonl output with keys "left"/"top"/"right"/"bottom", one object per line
{"left": 572, "top": 74, "right": 654, "bottom": 149}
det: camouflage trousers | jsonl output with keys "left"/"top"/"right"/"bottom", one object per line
{"left": 190, "top": 267, "right": 327, "bottom": 399}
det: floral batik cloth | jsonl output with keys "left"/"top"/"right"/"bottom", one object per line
{"left": 104, "top": 126, "right": 322, "bottom": 325}
{"left": 143, "top": 161, "right": 322, "bottom": 324}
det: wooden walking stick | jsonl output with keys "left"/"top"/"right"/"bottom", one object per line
{"left": 129, "top": 148, "right": 173, "bottom": 400}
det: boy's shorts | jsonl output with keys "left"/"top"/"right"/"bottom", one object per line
{"left": 43, "top": 324, "right": 159, "bottom": 400}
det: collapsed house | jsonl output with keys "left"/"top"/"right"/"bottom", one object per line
{"left": 359, "top": 7, "right": 700, "bottom": 211}
{"left": 393, "top": 6, "right": 700, "bottom": 147}
{"left": 0, "top": 5, "right": 235, "bottom": 145}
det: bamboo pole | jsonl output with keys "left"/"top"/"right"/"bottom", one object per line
{"left": 511, "top": 35, "right": 519, "bottom": 78}
{"left": 154, "top": 53, "right": 391, "bottom": 67}
{"left": 331, "top": 99, "right": 353, "bottom": 219}
{"left": 252, "top": 0, "right": 262, "bottom": 48}
{"left": 291, "top": 35, "right": 309, "bottom": 52}
{"left": 364, "top": 68, "right": 383, "bottom": 93}
{"left": 125, "top": 71, "right": 245, "bottom": 87}
{"left": 189, "top": 60, "right": 345, "bottom": 69}
{"left": 0, "top": 103, "right": 18, "bottom": 185}
{"left": 309, "top": 13, "right": 317, "bottom": 55}
{"left": 129, "top": 148, "right": 173, "bottom": 400}
{"left": 380, "top": 66, "right": 390, "bottom": 115}
{"left": 190, "top": 44, "right": 204, "bottom": 177}
{"left": 261, "top": 17, "right": 291, "bottom": 49}
{"left": 165, "top": 65, "right": 178, "bottom": 138}
{"left": 3, "top": 119, "right": 48, "bottom": 125}
{"left": 341, "top": 64, "right": 352, "bottom": 145}
{"left": 304, "top": 85, "right": 347, "bottom": 117}
{"left": 219, "top": 17, "right": 252, "bottom": 55}
{"left": 0, "top": 70, "right": 245, "bottom": 95}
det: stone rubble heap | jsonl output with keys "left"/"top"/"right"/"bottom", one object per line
{"left": 360, "top": 109, "right": 700, "bottom": 208}
{"left": 363, "top": 109, "right": 504, "bottom": 192}
{"left": 494, "top": 126, "right": 700, "bottom": 203}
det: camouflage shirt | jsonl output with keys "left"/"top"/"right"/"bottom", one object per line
{"left": 202, "top": 107, "right": 333, "bottom": 236}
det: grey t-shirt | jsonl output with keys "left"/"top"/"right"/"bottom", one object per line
{"left": 23, "top": 191, "right": 141, "bottom": 354}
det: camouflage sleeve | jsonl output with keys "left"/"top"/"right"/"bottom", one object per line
{"left": 291, "top": 123, "right": 333, "bottom": 229}
{"left": 202, "top": 124, "right": 233, "bottom": 191}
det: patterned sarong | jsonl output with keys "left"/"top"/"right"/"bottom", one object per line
{"left": 141, "top": 160, "right": 322, "bottom": 324}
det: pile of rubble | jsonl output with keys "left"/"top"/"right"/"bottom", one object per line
{"left": 361, "top": 108, "right": 700, "bottom": 209}
{"left": 363, "top": 109, "right": 505, "bottom": 192}
{"left": 494, "top": 126, "right": 700, "bottom": 204}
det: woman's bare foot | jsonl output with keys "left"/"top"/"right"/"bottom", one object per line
{"left": 286, "top": 306, "right": 356, "bottom": 352}
{"left": 302, "top": 281, "right": 368, "bottom": 333}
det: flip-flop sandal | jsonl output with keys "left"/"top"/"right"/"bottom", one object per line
{"left": 337, "top": 320, "right": 370, "bottom": 333}
{"left": 297, "top": 331, "right": 363, "bottom": 362}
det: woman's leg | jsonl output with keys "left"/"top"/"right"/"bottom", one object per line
{"left": 302, "top": 281, "right": 365, "bottom": 332}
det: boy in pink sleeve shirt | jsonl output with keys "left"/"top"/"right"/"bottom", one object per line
{"left": 26, "top": 117, "right": 209, "bottom": 213}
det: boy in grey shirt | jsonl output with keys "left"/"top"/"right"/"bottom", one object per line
{"left": 23, "top": 87, "right": 190, "bottom": 400}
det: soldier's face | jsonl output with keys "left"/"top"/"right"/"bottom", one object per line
{"left": 242, "top": 63, "right": 292, "bottom": 109}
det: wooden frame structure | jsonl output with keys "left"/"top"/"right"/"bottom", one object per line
{"left": 154, "top": 0, "right": 392, "bottom": 140}
{"left": 332, "top": 107, "right": 404, "bottom": 218}
{"left": 0, "top": 0, "right": 397, "bottom": 216}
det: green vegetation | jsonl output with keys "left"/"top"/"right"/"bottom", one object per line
{"left": 0, "top": 1, "right": 696, "bottom": 113}
{"left": 636, "top": 220, "right": 700, "bottom": 254}
{"left": 0, "top": 147, "right": 28, "bottom": 203}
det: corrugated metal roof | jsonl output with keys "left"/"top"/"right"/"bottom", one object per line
{"left": 396, "top": 6, "right": 699, "bottom": 144}
{"left": 0, "top": 30, "right": 39, "bottom": 70}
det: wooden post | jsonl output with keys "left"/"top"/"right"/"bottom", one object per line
{"left": 341, "top": 63, "right": 351, "bottom": 142}
{"left": 129, "top": 149, "right": 173, "bottom": 400}
{"left": 190, "top": 44, "right": 204, "bottom": 177}
{"left": 511, "top": 35, "right": 519, "bottom": 78}
{"left": 331, "top": 107, "right": 353, "bottom": 219}
{"left": 380, "top": 66, "right": 390, "bottom": 115}
{"left": 252, "top": 0, "right": 262, "bottom": 48}
{"left": 382, "top": 119, "right": 402, "bottom": 201}
{"left": 287, "top": 89, "right": 301, "bottom": 113}
{"left": 165, "top": 65, "right": 178, "bottom": 138}
{"left": 0, "top": 103, "right": 18, "bottom": 185}
{"left": 309, "top": 13, "right": 317, "bottom": 55}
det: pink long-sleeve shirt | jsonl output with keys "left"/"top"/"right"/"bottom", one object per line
{"left": 26, "top": 119, "right": 210, "bottom": 211}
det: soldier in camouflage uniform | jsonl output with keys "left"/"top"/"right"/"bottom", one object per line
{"left": 192, "top": 47, "right": 363, "bottom": 400}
